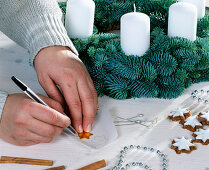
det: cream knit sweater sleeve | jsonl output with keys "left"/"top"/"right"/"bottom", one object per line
{"left": 0, "top": 91, "right": 8, "bottom": 120}
{"left": 0, "top": 0, "right": 78, "bottom": 61}
{"left": 0, "top": 0, "right": 78, "bottom": 118}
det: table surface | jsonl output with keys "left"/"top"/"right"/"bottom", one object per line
{"left": 0, "top": 32, "right": 209, "bottom": 170}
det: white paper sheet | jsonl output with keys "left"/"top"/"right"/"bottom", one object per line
{"left": 64, "top": 108, "right": 118, "bottom": 149}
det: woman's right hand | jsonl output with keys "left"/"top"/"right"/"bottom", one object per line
{"left": 0, "top": 93, "right": 71, "bottom": 146}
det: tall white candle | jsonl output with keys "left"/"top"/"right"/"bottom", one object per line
{"left": 178, "top": 0, "right": 206, "bottom": 19}
{"left": 168, "top": 2, "right": 197, "bottom": 41}
{"left": 121, "top": 12, "right": 150, "bottom": 57}
{"left": 65, "top": 0, "right": 95, "bottom": 39}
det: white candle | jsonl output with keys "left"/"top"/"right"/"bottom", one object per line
{"left": 178, "top": 0, "right": 206, "bottom": 19}
{"left": 120, "top": 10, "right": 150, "bottom": 57}
{"left": 168, "top": 2, "right": 197, "bottom": 41}
{"left": 65, "top": 0, "right": 95, "bottom": 39}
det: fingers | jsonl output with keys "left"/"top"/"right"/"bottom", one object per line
{"left": 38, "top": 75, "right": 65, "bottom": 107}
{"left": 26, "top": 117, "right": 63, "bottom": 138}
{"left": 0, "top": 134, "right": 39, "bottom": 146}
{"left": 82, "top": 64, "right": 99, "bottom": 110}
{"left": 56, "top": 66, "right": 97, "bottom": 133}
{"left": 13, "top": 129, "right": 53, "bottom": 144}
{"left": 0, "top": 93, "right": 68, "bottom": 146}
{"left": 27, "top": 132, "right": 53, "bottom": 143}
{"left": 87, "top": 77, "right": 98, "bottom": 111}
{"left": 13, "top": 140, "right": 39, "bottom": 146}
{"left": 30, "top": 102, "right": 70, "bottom": 128}
{"left": 37, "top": 94, "right": 65, "bottom": 113}
{"left": 60, "top": 82, "right": 83, "bottom": 133}
{"left": 78, "top": 79, "right": 96, "bottom": 132}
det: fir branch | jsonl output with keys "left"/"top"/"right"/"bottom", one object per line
{"left": 92, "top": 78, "right": 105, "bottom": 96}
{"left": 197, "top": 13, "right": 209, "bottom": 38}
{"left": 151, "top": 34, "right": 170, "bottom": 52}
{"left": 104, "top": 75, "right": 129, "bottom": 99}
{"left": 147, "top": 52, "right": 177, "bottom": 76}
{"left": 174, "top": 69, "right": 188, "bottom": 83}
{"left": 107, "top": 53, "right": 142, "bottom": 80}
{"left": 150, "top": 12, "right": 166, "bottom": 31}
{"left": 141, "top": 60, "right": 157, "bottom": 82}
{"left": 173, "top": 49, "right": 200, "bottom": 71}
{"left": 157, "top": 75, "right": 185, "bottom": 99}
{"left": 130, "top": 81, "right": 158, "bottom": 98}
{"left": 196, "top": 50, "right": 209, "bottom": 70}
{"left": 150, "top": 27, "right": 165, "bottom": 40}
{"left": 169, "top": 37, "right": 197, "bottom": 51}
{"left": 188, "top": 71, "right": 201, "bottom": 80}
{"left": 195, "top": 37, "right": 209, "bottom": 52}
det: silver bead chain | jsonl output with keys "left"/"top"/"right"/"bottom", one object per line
{"left": 191, "top": 89, "right": 209, "bottom": 104}
{"left": 109, "top": 145, "right": 168, "bottom": 170}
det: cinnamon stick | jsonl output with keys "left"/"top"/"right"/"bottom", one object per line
{"left": 1, "top": 156, "right": 53, "bottom": 166}
{"left": 45, "top": 165, "right": 65, "bottom": 170}
{"left": 0, "top": 160, "right": 17, "bottom": 163}
{"left": 77, "top": 159, "right": 106, "bottom": 170}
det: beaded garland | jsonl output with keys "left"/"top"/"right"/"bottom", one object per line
{"left": 191, "top": 89, "right": 209, "bottom": 104}
{"left": 109, "top": 145, "right": 168, "bottom": 170}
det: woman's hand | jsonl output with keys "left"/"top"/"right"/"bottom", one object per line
{"left": 34, "top": 46, "right": 98, "bottom": 133}
{"left": 0, "top": 94, "right": 70, "bottom": 146}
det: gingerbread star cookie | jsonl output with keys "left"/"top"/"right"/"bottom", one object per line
{"left": 198, "top": 111, "right": 209, "bottom": 125}
{"left": 171, "top": 137, "right": 197, "bottom": 154}
{"left": 168, "top": 108, "right": 191, "bottom": 122}
{"left": 181, "top": 115, "right": 203, "bottom": 132}
{"left": 193, "top": 128, "right": 209, "bottom": 145}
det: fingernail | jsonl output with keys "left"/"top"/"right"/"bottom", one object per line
{"left": 78, "top": 125, "right": 83, "bottom": 133}
{"left": 86, "top": 124, "right": 92, "bottom": 132}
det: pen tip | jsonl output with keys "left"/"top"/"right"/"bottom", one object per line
{"left": 11, "top": 76, "right": 15, "bottom": 80}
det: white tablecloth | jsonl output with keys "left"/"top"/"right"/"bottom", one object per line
{"left": 0, "top": 32, "right": 209, "bottom": 170}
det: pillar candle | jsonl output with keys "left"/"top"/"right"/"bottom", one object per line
{"left": 65, "top": 0, "right": 95, "bottom": 39}
{"left": 168, "top": 2, "right": 197, "bottom": 41}
{"left": 120, "top": 11, "right": 150, "bottom": 57}
{"left": 178, "top": 0, "right": 206, "bottom": 19}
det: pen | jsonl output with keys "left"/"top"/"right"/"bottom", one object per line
{"left": 11, "top": 76, "right": 78, "bottom": 137}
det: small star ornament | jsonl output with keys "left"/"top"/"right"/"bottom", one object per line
{"left": 78, "top": 131, "right": 93, "bottom": 139}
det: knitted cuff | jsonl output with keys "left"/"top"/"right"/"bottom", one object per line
{"left": 26, "top": 14, "right": 79, "bottom": 65}
{"left": 0, "top": 91, "right": 8, "bottom": 120}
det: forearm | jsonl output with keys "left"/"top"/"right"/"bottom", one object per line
{"left": 0, "top": 0, "right": 78, "bottom": 64}
{"left": 0, "top": 91, "right": 8, "bottom": 120}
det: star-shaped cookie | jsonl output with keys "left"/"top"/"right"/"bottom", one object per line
{"left": 181, "top": 115, "right": 203, "bottom": 132}
{"left": 168, "top": 108, "right": 191, "bottom": 122}
{"left": 198, "top": 111, "right": 209, "bottom": 125}
{"left": 193, "top": 128, "right": 209, "bottom": 145}
{"left": 171, "top": 137, "right": 197, "bottom": 154}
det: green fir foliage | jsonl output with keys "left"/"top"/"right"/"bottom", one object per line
{"left": 58, "top": 1, "right": 209, "bottom": 100}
